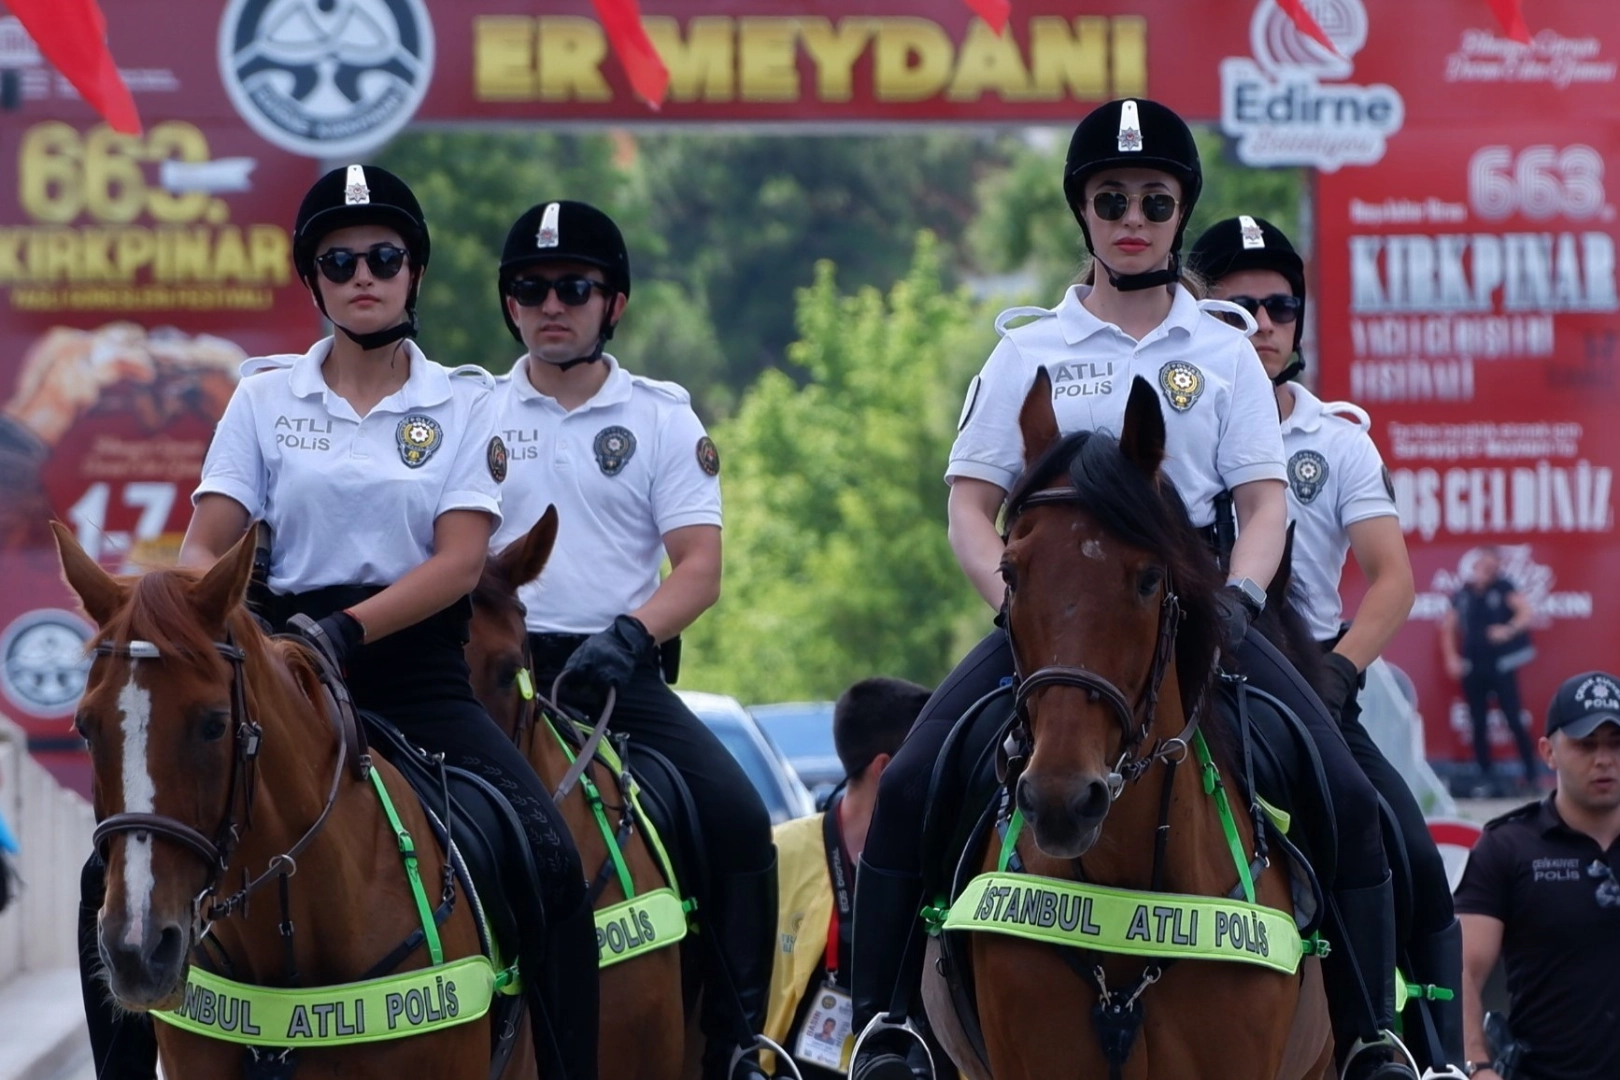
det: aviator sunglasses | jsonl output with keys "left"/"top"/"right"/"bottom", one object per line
{"left": 506, "top": 275, "right": 608, "bottom": 308}
{"left": 1215, "top": 294, "right": 1303, "bottom": 329}
{"left": 314, "top": 243, "right": 408, "bottom": 284}
{"left": 1091, "top": 190, "right": 1179, "bottom": 224}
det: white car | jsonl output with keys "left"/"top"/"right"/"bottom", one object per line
{"left": 678, "top": 690, "right": 817, "bottom": 824}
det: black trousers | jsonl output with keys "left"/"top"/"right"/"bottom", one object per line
{"left": 1461, "top": 663, "right": 1537, "bottom": 779}
{"left": 863, "top": 625, "right": 1389, "bottom": 891}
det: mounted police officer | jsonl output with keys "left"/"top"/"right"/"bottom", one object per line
{"left": 76, "top": 164, "right": 600, "bottom": 1080}
{"left": 489, "top": 199, "right": 778, "bottom": 1080}
{"left": 849, "top": 100, "right": 1411, "bottom": 1080}
{"left": 1192, "top": 214, "right": 1467, "bottom": 1078}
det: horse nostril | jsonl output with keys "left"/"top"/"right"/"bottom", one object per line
{"left": 148, "top": 923, "right": 186, "bottom": 973}
{"left": 1074, "top": 778, "right": 1112, "bottom": 823}
{"left": 1015, "top": 774, "right": 1039, "bottom": 821}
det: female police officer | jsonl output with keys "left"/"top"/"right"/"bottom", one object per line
{"left": 1190, "top": 214, "right": 1467, "bottom": 1078}
{"left": 850, "top": 101, "right": 1410, "bottom": 1080}
{"left": 73, "top": 165, "right": 598, "bottom": 1080}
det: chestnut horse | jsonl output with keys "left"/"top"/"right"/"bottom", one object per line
{"left": 937, "top": 374, "right": 1332, "bottom": 1080}
{"left": 466, "top": 507, "right": 689, "bottom": 1080}
{"left": 56, "top": 523, "right": 533, "bottom": 1079}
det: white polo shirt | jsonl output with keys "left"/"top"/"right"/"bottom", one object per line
{"left": 491, "top": 354, "right": 722, "bottom": 635}
{"left": 194, "top": 338, "right": 504, "bottom": 593}
{"left": 949, "top": 285, "right": 1285, "bottom": 526}
{"left": 1278, "top": 383, "right": 1399, "bottom": 642}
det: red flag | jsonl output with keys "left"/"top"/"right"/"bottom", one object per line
{"left": 6, "top": 0, "right": 141, "bottom": 134}
{"left": 1275, "top": 0, "right": 1342, "bottom": 58}
{"left": 592, "top": 0, "right": 669, "bottom": 110}
{"left": 961, "top": 0, "right": 1012, "bottom": 35}
{"left": 1486, "top": 0, "right": 1531, "bottom": 44}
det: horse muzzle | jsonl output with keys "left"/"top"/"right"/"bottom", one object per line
{"left": 98, "top": 912, "right": 189, "bottom": 1010}
{"left": 1015, "top": 771, "right": 1112, "bottom": 859}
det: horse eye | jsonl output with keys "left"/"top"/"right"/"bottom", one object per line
{"left": 999, "top": 560, "right": 1017, "bottom": 591}
{"left": 1136, "top": 567, "right": 1164, "bottom": 598}
{"left": 73, "top": 712, "right": 92, "bottom": 741}
{"left": 201, "top": 713, "right": 229, "bottom": 742}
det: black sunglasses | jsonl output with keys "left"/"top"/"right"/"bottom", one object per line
{"left": 506, "top": 275, "right": 607, "bottom": 308}
{"left": 1091, "top": 190, "right": 1179, "bottom": 224}
{"left": 1217, "top": 294, "right": 1303, "bottom": 329}
{"left": 314, "top": 243, "right": 408, "bottom": 284}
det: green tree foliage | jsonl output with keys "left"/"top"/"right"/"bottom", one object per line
{"left": 679, "top": 235, "right": 994, "bottom": 702}
{"left": 970, "top": 128, "right": 1305, "bottom": 301}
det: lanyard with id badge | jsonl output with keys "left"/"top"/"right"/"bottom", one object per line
{"left": 794, "top": 797, "right": 856, "bottom": 1075}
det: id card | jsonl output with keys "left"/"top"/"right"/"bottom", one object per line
{"left": 793, "top": 983, "right": 854, "bottom": 1073}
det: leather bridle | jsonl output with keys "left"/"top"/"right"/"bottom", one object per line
{"left": 88, "top": 626, "right": 367, "bottom": 936}
{"left": 1002, "top": 485, "right": 1201, "bottom": 796}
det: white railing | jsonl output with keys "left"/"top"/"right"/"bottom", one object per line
{"left": 0, "top": 713, "right": 94, "bottom": 985}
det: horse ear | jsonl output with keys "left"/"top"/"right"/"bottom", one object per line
{"left": 1018, "top": 367, "right": 1061, "bottom": 462}
{"left": 191, "top": 527, "right": 258, "bottom": 629}
{"left": 494, "top": 505, "right": 558, "bottom": 590}
{"left": 1120, "top": 376, "right": 1167, "bottom": 477}
{"left": 51, "top": 521, "right": 126, "bottom": 628}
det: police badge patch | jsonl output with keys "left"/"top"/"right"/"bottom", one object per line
{"left": 696, "top": 436, "right": 720, "bottom": 477}
{"left": 594, "top": 425, "right": 636, "bottom": 476}
{"left": 1289, "top": 449, "right": 1330, "bottom": 504}
{"left": 395, "top": 415, "right": 443, "bottom": 468}
{"left": 1158, "top": 361, "right": 1204, "bottom": 412}
{"left": 487, "top": 436, "right": 508, "bottom": 483}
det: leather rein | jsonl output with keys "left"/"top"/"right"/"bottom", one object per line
{"left": 1002, "top": 485, "right": 1203, "bottom": 796}
{"left": 89, "top": 622, "right": 370, "bottom": 936}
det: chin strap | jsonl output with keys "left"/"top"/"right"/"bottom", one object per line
{"left": 1094, "top": 252, "right": 1182, "bottom": 294}
{"left": 536, "top": 303, "right": 618, "bottom": 371}
{"left": 336, "top": 313, "right": 418, "bottom": 351}
{"left": 1271, "top": 356, "right": 1305, "bottom": 386}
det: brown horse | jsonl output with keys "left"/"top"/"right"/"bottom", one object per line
{"left": 56, "top": 522, "right": 533, "bottom": 1079}
{"left": 467, "top": 507, "right": 689, "bottom": 1080}
{"left": 934, "top": 373, "right": 1332, "bottom": 1080}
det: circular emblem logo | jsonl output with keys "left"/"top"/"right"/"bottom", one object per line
{"left": 487, "top": 435, "right": 508, "bottom": 484}
{"left": 395, "top": 414, "right": 443, "bottom": 468}
{"left": 1157, "top": 361, "right": 1204, "bottom": 413}
{"left": 1, "top": 609, "right": 93, "bottom": 718}
{"left": 696, "top": 436, "right": 720, "bottom": 477}
{"left": 217, "top": 0, "right": 436, "bottom": 158}
{"left": 1288, "top": 449, "right": 1330, "bottom": 504}
{"left": 593, "top": 425, "right": 636, "bottom": 477}
{"left": 821, "top": 994, "right": 837, "bottom": 1009}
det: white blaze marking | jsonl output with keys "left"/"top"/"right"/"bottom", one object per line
{"left": 117, "top": 672, "right": 155, "bottom": 948}
{"left": 1082, "top": 539, "right": 1106, "bottom": 561}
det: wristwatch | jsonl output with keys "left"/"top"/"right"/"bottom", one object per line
{"left": 1463, "top": 1063, "right": 1488, "bottom": 1077}
{"left": 1227, "top": 576, "right": 1267, "bottom": 616}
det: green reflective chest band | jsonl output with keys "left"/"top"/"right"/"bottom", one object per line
{"left": 594, "top": 886, "right": 689, "bottom": 968}
{"left": 154, "top": 956, "right": 504, "bottom": 1047}
{"left": 369, "top": 767, "right": 443, "bottom": 966}
{"left": 943, "top": 872, "right": 1308, "bottom": 975}
{"left": 1193, "top": 731, "right": 1257, "bottom": 905}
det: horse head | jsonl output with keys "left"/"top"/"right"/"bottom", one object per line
{"left": 468, "top": 506, "right": 558, "bottom": 746}
{"left": 54, "top": 522, "right": 263, "bottom": 1010}
{"left": 1000, "top": 372, "right": 1223, "bottom": 860}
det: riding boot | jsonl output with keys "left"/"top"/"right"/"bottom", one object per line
{"left": 701, "top": 851, "right": 778, "bottom": 1080}
{"left": 529, "top": 897, "right": 600, "bottom": 1080}
{"left": 79, "top": 853, "right": 158, "bottom": 1080}
{"left": 850, "top": 863, "right": 927, "bottom": 1080}
{"left": 1405, "top": 919, "right": 1467, "bottom": 1074}
{"left": 1333, "top": 874, "right": 1417, "bottom": 1080}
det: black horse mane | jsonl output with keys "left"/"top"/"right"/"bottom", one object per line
{"left": 1006, "top": 429, "right": 1231, "bottom": 758}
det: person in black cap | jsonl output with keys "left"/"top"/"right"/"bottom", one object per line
{"left": 488, "top": 200, "right": 778, "bottom": 1080}
{"left": 849, "top": 99, "right": 1404, "bottom": 1080}
{"left": 77, "top": 165, "right": 600, "bottom": 1080}
{"left": 1455, "top": 671, "right": 1620, "bottom": 1080}
{"left": 1193, "top": 215, "right": 1466, "bottom": 1078}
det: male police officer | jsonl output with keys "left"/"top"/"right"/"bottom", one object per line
{"left": 1455, "top": 671, "right": 1620, "bottom": 1080}
{"left": 489, "top": 200, "right": 777, "bottom": 1080}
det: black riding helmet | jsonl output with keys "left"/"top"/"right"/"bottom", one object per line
{"left": 1063, "top": 98, "right": 1202, "bottom": 293}
{"left": 498, "top": 201, "right": 630, "bottom": 367}
{"left": 292, "top": 164, "right": 430, "bottom": 352}
{"left": 1188, "top": 215, "right": 1307, "bottom": 383}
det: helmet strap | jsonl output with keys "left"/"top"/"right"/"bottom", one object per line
{"left": 1271, "top": 356, "right": 1306, "bottom": 386}
{"left": 306, "top": 273, "right": 421, "bottom": 352}
{"left": 536, "top": 301, "right": 618, "bottom": 371}
{"left": 1096, "top": 252, "right": 1182, "bottom": 293}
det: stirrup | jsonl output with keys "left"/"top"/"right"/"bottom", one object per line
{"left": 1418, "top": 1069, "right": 1469, "bottom": 1080}
{"left": 850, "top": 1014, "right": 937, "bottom": 1080}
{"left": 1340, "top": 1032, "right": 1419, "bottom": 1079}
{"left": 730, "top": 1035, "right": 803, "bottom": 1080}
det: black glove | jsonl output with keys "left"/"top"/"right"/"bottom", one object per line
{"left": 1317, "top": 651, "right": 1362, "bottom": 725}
{"left": 1215, "top": 584, "right": 1260, "bottom": 651}
{"left": 294, "top": 610, "right": 364, "bottom": 672}
{"left": 559, "top": 615, "right": 655, "bottom": 705}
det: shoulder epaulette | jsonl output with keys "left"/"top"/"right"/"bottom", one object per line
{"left": 628, "top": 373, "right": 692, "bottom": 405}
{"left": 1482, "top": 801, "right": 1541, "bottom": 831}
{"left": 240, "top": 355, "right": 298, "bottom": 377}
{"left": 1320, "top": 400, "right": 1373, "bottom": 432}
{"left": 448, "top": 364, "right": 497, "bottom": 390}
{"left": 994, "top": 305, "right": 1056, "bottom": 338}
